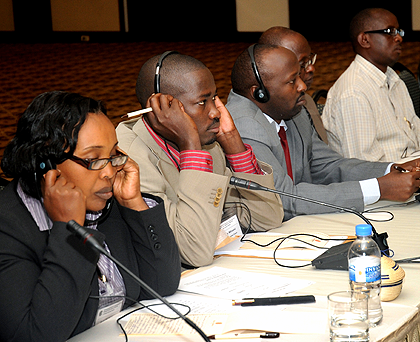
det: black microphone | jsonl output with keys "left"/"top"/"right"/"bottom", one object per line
{"left": 67, "top": 220, "right": 107, "bottom": 253}
{"left": 229, "top": 176, "right": 390, "bottom": 269}
{"left": 66, "top": 220, "right": 210, "bottom": 342}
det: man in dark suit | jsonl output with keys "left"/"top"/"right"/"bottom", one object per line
{"left": 226, "top": 44, "right": 420, "bottom": 220}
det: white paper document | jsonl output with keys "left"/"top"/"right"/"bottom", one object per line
{"left": 120, "top": 293, "right": 324, "bottom": 336}
{"left": 121, "top": 293, "right": 420, "bottom": 337}
{"left": 125, "top": 292, "right": 233, "bottom": 318}
{"left": 123, "top": 313, "right": 229, "bottom": 336}
{"left": 178, "top": 266, "right": 314, "bottom": 299}
{"left": 214, "top": 232, "right": 349, "bottom": 260}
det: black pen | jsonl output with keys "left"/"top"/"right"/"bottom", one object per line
{"left": 232, "top": 295, "right": 315, "bottom": 306}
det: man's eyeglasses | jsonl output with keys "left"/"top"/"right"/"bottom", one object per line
{"left": 300, "top": 53, "right": 317, "bottom": 71}
{"left": 364, "top": 27, "right": 405, "bottom": 37}
{"left": 67, "top": 152, "right": 128, "bottom": 170}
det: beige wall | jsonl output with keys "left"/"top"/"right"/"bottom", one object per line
{"left": 236, "top": 0, "right": 289, "bottom": 32}
{"left": 236, "top": 0, "right": 420, "bottom": 33}
{"left": 50, "top": 0, "right": 120, "bottom": 32}
{"left": 0, "top": 0, "right": 15, "bottom": 31}
{"left": 413, "top": 0, "right": 420, "bottom": 31}
{"left": 1, "top": 1, "right": 419, "bottom": 33}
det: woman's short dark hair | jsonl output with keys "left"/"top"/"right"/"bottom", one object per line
{"left": 1, "top": 91, "right": 107, "bottom": 199}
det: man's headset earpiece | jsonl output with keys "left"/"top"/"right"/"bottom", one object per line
{"left": 154, "top": 50, "right": 179, "bottom": 94}
{"left": 248, "top": 44, "right": 270, "bottom": 103}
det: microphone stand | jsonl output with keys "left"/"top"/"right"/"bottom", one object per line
{"left": 229, "top": 177, "right": 390, "bottom": 255}
{"left": 66, "top": 220, "right": 210, "bottom": 342}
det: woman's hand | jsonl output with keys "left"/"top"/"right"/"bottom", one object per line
{"left": 113, "top": 155, "right": 149, "bottom": 211}
{"left": 42, "top": 170, "right": 86, "bottom": 226}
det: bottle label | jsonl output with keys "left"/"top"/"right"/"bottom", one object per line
{"left": 349, "top": 256, "right": 381, "bottom": 282}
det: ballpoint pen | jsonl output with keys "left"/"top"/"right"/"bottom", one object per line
{"left": 394, "top": 165, "right": 409, "bottom": 173}
{"left": 232, "top": 295, "right": 315, "bottom": 307}
{"left": 121, "top": 107, "right": 153, "bottom": 119}
{"left": 394, "top": 165, "right": 420, "bottom": 173}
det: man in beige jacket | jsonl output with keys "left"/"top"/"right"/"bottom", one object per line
{"left": 116, "top": 52, "right": 283, "bottom": 268}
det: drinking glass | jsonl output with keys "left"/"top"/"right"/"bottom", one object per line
{"left": 328, "top": 291, "right": 369, "bottom": 342}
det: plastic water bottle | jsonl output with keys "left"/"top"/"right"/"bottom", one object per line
{"left": 348, "top": 224, "right": 383, "bottom": 326}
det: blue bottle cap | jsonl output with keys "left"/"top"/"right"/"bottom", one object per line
{"left": 355, "top": 224, "right": 372, "bottom": 236}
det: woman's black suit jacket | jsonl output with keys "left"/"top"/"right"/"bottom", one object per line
{"left": 0, "top": 180, "right": 181, "bottom": 342}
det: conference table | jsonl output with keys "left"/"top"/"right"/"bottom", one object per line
{"left": 68, "top": 199, "right": 420, "bottom": 342}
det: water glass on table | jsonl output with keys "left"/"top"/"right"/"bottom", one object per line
{"left": 328, "top": 291, "right": 369, "bottom": 342}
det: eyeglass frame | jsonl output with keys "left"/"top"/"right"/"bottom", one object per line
{"left": 300, "top": 53, "right": 317, "bottom": 71}
{"left": 364, "top": 27, "right": 405, "bottom": 37}
{"left": 65, "top": 151, "right": 128, "bottom": 170}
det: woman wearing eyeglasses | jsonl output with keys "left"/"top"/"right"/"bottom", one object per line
{"left": 0, "top": 91, "right": 181, "bottom": 342}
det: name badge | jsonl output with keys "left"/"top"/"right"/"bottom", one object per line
{"left": 94, "top": 300, "right": 124, "bottom": 325}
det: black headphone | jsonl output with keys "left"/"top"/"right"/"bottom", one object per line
{"left": 33, "top": 157, "right": 56, "bottom": 204}
{"left": 248, "top": 44, "right": 270, "bottom": 103}
{"left": 154, "top": 50, "right": 179, "bottom": 94}
{"left": 36, "top": 158, "right": 56, "bottom": 179}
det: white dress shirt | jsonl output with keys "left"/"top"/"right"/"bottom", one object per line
{"left": 323, "top": 54, "right": 420, "bottom": 162}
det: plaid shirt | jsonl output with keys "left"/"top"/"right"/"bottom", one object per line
{"left": 323, "top": 54, "right": 420, "bottom": 162}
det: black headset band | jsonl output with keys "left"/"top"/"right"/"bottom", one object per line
{"left": 154, "top": 50, "right": 179, "bottom": 94}
{"left": 248, "top": 45, "right": 264, "bottom": 88}
{"left": 247, "top": 44, "right": 269, "bottom": 103}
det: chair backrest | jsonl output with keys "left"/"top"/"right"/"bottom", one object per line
{"left": 392, "top": 62, "right": 420, "bottom": 119}
{"left": 418, "top": 60, "right": 420, "bottom": 88}
{"left": 312, "top": 89, "right": 328, "bottom": 103}
{"left": 312, "top": 89, "right": 328, "bottom": 115}
{"left": 305, "top": 93, "right": 329, "bottom": 143}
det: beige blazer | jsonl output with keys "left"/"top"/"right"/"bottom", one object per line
{"left": 116, "top": 117, "right": 283, "bottom": 267}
